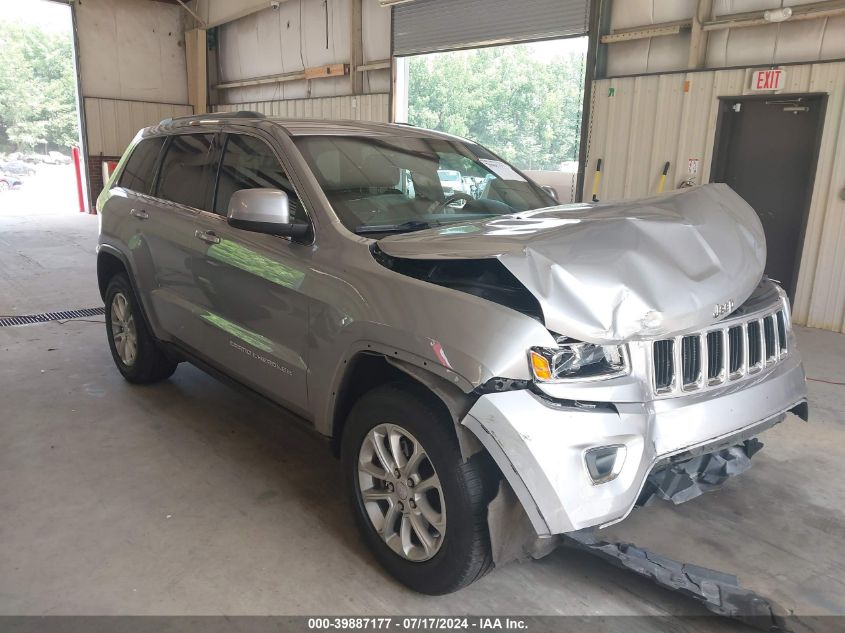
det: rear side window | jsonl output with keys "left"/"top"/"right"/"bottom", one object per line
{"left": 118, "top": 137, "right": 165, "bottom": 194}
{"left": 214, "top": 134, "right": 306, "bottom": 221}
{"left": 156, "top": 133, "right": 217, "bottom": 210}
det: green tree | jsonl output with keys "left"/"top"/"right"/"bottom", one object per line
{"left": 0, "top": 21, "right": 78, "bottom": 152}
{"left": 408, "top": 43, "right": 585, "bottom": 171}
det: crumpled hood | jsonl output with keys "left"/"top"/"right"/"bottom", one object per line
{"left": 377, "top": 184, "right": 766, "bottom": 343}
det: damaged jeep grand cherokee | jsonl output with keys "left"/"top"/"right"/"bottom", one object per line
{"left": 97, "top": 113, "right": 808, "bottom": 595}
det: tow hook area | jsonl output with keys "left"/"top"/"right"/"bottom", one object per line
{"left": 563, "top": 529, "right": 791, "bottom": 631}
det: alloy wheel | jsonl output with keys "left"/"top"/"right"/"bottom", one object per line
{"left": 110, "top": 292, "right": 138, "bottom": 366}
{"left": 358, "top": 423, "right": 446, "bottom": 562}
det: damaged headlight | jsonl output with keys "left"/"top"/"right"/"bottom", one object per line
{"left": 529, "top": 339, "right": 628, "bottom": 382}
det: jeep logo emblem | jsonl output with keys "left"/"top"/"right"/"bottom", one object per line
{"left": 713, "top": 300, "right": 734, "bottom": 319}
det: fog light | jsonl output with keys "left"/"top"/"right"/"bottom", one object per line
{"left": 585, "top": 445, "right": 626, "bottom": 484}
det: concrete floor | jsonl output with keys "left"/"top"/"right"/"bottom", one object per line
{"left": 1, "top": 199, "right": 844, "bottom": 625}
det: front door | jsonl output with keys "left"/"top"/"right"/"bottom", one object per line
{"left": 710, "top": 94, "right": 826, "bottom": 299}
{"left": 183, "top": 131, "right": 312, "bottom": 414}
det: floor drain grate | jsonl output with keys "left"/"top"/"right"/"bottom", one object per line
{"left": 0, "top": 306, "right": 105, "bottom": 327}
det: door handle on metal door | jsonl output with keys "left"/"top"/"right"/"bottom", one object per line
{"left": 129, "top": 208, "right": 149, "bottom": 220}
{"left": 195, "top": 230, "right": 221, "bottom": 245}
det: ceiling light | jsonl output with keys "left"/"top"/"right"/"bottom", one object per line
{"left": 763, "top": 7, "right": 792, "bottom": 23}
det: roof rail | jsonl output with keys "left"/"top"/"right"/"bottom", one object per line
{"left": 158, "top": 110, "right": 266, "bottom": 125}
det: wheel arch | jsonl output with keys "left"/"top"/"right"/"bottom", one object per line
{"left": 97, "top": 248, "right": 129, "bottom": 300}
{"left": 96, "top": 245, "right": 163, "bottom": 341}
{"left": 329, "top": 351, "right": 484, "bottom": 462}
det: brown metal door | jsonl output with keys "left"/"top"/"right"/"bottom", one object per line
{"left": 710, "top": 94, "right": 825, "bottom": 299}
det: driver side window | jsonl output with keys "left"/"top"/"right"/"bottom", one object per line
{"left": 214, "top": 134, "right": 306, "bottom": 221}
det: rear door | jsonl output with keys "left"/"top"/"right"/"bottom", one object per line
{"left": 182, "top": 131, "right": 312, "bottom": 414}
{"left": 110, "top": 135, "right": 167, "bottom": 317}
{"left": 142, "top": 131, "right": 221, "bottom": 346}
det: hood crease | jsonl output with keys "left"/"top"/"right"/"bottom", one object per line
{"left": 378, "top": 184, "right": 766, "bottom": 343}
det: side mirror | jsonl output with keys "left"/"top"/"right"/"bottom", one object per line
{"left": 227, "top": 188, "right": 311, "bottom": 239}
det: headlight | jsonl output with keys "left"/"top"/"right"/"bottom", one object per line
{"left": 529, "top": 339, "right": 628, "bottom": 382}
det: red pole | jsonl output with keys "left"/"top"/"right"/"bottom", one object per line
{"left": 71, "top": 146, "right": 86, "bottom": 213}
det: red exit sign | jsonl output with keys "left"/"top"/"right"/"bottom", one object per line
{"left": 750, "top": 68, "right": 785, "bottom": 91}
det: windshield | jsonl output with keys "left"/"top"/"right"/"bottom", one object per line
{"left": 293, "top": 134, "right": 555, "bottom": 235}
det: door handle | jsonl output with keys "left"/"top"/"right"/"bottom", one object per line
{"left": 129, "top": 208, "right": 149, "bottom": 220}
{"left": 195, "top": 230, "right": 221, "bottom": 245}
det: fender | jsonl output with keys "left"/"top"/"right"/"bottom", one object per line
{"left": 96, "top": 243, "right": 166, "bottom": 341}
{"left": 385, "top": 356, "right": 485, "bottom": 461}
{"left": 318, "top": 339, "right": 475, "bottom": 432}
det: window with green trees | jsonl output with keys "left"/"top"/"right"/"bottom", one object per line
{"left": 0, "top": 21, "right": 79, "bottom": 153}
{"left": 405, "top": 39, "right": 587, "bottom": 172}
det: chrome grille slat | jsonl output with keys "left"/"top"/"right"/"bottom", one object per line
{"left": 747, "top": 320, "right": 762, "bottom": 372}
{"left": 728, "top": 325, "right": 743, "bottom": 377}
{"left": 706, "top": 330, "right": 723, "bottom": 383}
{"left": 673, "top": 336, "right": 684, "bottom": 394}
{"left": 764, "top": 315, "right": 777, "bottom": 362}
{"left": 776, "top": 311, "right": 787, "bottom": 353}
{"left": 652, "top": 339, "right": 674, "bottom": 392}
{"left": 650, "top": 306, "right": 788, "bottom": 397}
{"left": 681, "top": 336, "right": 701, "bottom": 389}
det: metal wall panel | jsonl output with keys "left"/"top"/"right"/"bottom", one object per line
{"left": 393, "top": 0, "right": 590, "bottom": 56}
{"left": 75, "top": 0, "right": 188, "bottom": 104}
{"left": 584, "top": 60, "right": 845, "bottom": 332}
{"left": 84, "top": 98, "right": 193, "bottom": 156}
{"left": 217, "top": 0, "right": 390, "bottom": 104}
{"left": 605, "top": 1, "right": 845, "bottom": 76}
{"left": 213, "top": 93, "right": 390, "bottom": 122}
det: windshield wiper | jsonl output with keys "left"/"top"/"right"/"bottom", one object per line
{"left": 354, "top": 219, "right": 443, "bottom": 235}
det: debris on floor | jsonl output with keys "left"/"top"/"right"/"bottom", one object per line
{"left": 564, "top": 529, "right": 792, "bottom": 631}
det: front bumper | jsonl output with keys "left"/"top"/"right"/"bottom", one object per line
{"left": 462, "top": 351, "right": 807, "bottom": 537}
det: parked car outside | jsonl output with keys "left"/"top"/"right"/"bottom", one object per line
{"left": 0, "top": 161, "right": 36, "bottom": 177}
{"left": 0, "top": 174, "right": 23, "bottom": 191}
{"left": 96, "top": 114, "right": 808, "bottom": 595}
{"left": 48, "top": 151, "right": 72, "bottom": 165}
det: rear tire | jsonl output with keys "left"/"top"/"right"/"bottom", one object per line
{"left": 105, "top": 273, "right": 177, "bottom": 384}
{"left": 342, "top": 383, "right": 494, "bottom": 594}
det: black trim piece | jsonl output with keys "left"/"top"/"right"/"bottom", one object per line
{"left": 475, "top": 377, "right": 531, "bottom": 394}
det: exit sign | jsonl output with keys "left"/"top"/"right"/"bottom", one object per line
{"left": 750, "top": 68, "right": 785, "bottom": 91}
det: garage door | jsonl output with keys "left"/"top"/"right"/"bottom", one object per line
{"left": 392, "top": 0, "right": 590, "bottom": 56}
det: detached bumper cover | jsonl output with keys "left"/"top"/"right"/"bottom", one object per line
{"left": 462, "top": 351, "right": 807, "bottom": 536}
{"left": 563, "top": 530, "right": 790, "bottom": 629}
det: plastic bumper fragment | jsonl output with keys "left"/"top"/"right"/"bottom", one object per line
{"left": 638, "top": 438, "right": 765, "bottom": 506}
{"left": 564, "top": 530, "right": 791, "bottom": 631}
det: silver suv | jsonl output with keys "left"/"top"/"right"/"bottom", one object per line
{"left": 97, "top": 112, "right": 808, "bottom": 594}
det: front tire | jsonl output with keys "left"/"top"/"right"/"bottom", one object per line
{"left": 105, "top": 273, "right": 177, "bottom": 384}
{"left": 342, "top": 384, "right": 494, "bottom": 594}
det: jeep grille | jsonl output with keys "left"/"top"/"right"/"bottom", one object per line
{"left": 651, "top": 308, "right": 788, "bottom": 395}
